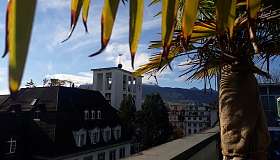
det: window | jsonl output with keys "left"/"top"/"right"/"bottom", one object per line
{"left": 30, "top": 98, "right": 39, "bottom": 106}
{"left": 105, "top": 73, "right": 112, "bottom": 90}
{"left": 188, "top": 122, "right": 191, "bottom": 126}
{"left": 119, "top": 147, "right": 126, "bottom": 158}
{"left": 277, "top": 97, "right": 280, "bottom": 117}
{"left": 105, "top": 93, "right": 111, "bottom": 104}
{"left": 188, "top": 129, "right": 192, "bottom": 134}
{"left": 6, "top": 137, "right": 16, "bottom": 154}
{"left": 97, "top": 110, "right": 101, "bottom": 119}
{"left": 109, "top": 150, "right": 116, "bottom": 160}
{"left": 89, "top": 128, "right": 100, "bottom": 144}
{"left": 199, "top": 123, "right": 202, "bottom": 127}
{"left": 193, "top": 117, "right": 196, "bottom": 120}
{"left": 91, "top": 110, "right": 95, "bottom": 119}
{"left": 193, "top": 123, "right": 197, "bottom": 127}
{"left": 72, "top": 129, "right": 87, "bottom": 147}
{"left": 128, "top": 76, "right": 132, "bottom": 92}
{"left": 199, "top": 117, "right": 202, "bottom": 120}
{"left": 84, "top": 110, "right": 89, "bottom": 120}
{"left": 188, "top": 117, "right": 191, "bottom": 120}
{"left": 33, "top": 110, "right": 40, "bottom": 121}
{"left": 114, "top": 126, "right": 121, "bottom": 140}
{"left": 194, "top": 129, "right": 197, "bottom": 133}
{"left": 96, "top": 73, "right": 103, "bottom": 90}
{"left": 123, "top": 75, "right": 127, "bottom": 91}
{"left": 98, "top": 152, "right": 105, "bottom": 160}
{"left": 102, "top": 127, "right": 111, "bottom": 142}
{"left": 83, "top": 155, "right": 93, "bottom": 160}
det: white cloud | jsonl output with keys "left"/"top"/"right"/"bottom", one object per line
{"left": 45, "top": 72, "right": 92, "bottom": 86}
{"left": 39, "top": 0, "right": 69, "bottom": 11}
{"left": 0, "top": 89, "right": 9, "bottom": 95}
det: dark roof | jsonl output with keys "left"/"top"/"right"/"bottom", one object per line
{"left": 0, "top": 95, "right": 9, "bottom": 105}
{"left": 0, "top": 87, "right": 59, "bottom": 112}
{"left": 0, "top": 87, "right": 117, "bottom": 113}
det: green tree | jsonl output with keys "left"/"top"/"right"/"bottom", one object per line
{"left": 25, "top": 79, "right": 36, "bottom": 88}
{"left": 137, "top": 93, "right": 172, "bottom": 149}
{"left": 119, "top": 94, "right": 136, "bottom": 138}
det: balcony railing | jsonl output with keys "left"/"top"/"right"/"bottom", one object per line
{"left": 123, "top": 125, "right": 220, "bottom": 160}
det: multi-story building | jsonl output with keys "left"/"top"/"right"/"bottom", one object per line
{"left": 259, "top": 83, "right": 280, "bottom": 127}
{"left": 0, "top": 87, "right": 132, "bottom": 160}
{"left": 168, "top": 102, "right": 216, "bottom": 136}
{"left": 92, "top": 66, "right": 142, "bottom": 110}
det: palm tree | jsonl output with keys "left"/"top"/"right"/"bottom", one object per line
{"left": 2, "top": 0, "right": 280, "bottom": 159}
{"left": 134, "top": 1, "right": 280, "bottom": 159}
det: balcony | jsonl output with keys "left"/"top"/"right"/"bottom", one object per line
{"left": 124, "top": 125, "right": 220, "bottom": 160}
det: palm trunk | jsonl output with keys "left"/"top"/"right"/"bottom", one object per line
{"left": 219, "top": 64, "right": 270, "bottom": 159}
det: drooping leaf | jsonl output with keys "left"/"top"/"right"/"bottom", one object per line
{"left": 182, "top": 0, "right": 199, "bottom": 44}
{"left": 82, "top": 0, "right": 91, "bottom": 32}
{"left": 89, "top": 0, "right": 120, "bottom": 57}
{"left": 134, "top": 45, "right": 183, "bottom": 77}
{"left": 216, "top": 0, "right": 236, "bottom": 37}
{"left": 247, "top": 0, "right": 261, "bottom": 53}
{"left": 6, "top": 0, "right": 37, "bottom": 93}
{"left": 2, "top": 1, "right": 11, "bottom": 58}
{"left": 148, "top": 0, "right": 161, "bottom": 7}
{"left": 247, "top": 0, "right": 261, "bottom": 19}
{"left": 62, "top": 0, "right": 83, "bottom": 42}
{"left": 129, "top": 0, "right": 144, "bottom": 69}
{"left": 161, "top": 0, "right": 179, "bottom": 59}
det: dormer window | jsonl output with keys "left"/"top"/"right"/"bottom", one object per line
{"left": 114, "top": 126, "right": 122, "bottom": 140}
{"left": 6, "top": 137, "right": 16, "bottom": 154}
{"left": 72, "top": 129, "right": 87, "bottom": 147}
{"left": 97, "top": 110, "right": 101, "bottom": 119}
{"left": 84, "top": 110, "right": 89, "bottom": 120}
{"left": 33, "top": 110, "right": 40, "bottom": 121}
{"left": 91, "top": 110, "right": 95, "bottom": 119}
{"left": 89, "top": 128, "right": 100, "bottom": 144}
{"left": 102, "top": 127, "right": 111, "bottom": 142}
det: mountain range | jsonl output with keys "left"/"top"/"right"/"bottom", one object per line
{"left": 142, "top": 84, "right": 218, "bottom": 104}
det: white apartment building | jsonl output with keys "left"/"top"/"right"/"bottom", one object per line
{"left": 91, "top": 67, "right": 142, "bottom": 110}
{"left": 168, "top": 102, "right": 217, "bottom": 136}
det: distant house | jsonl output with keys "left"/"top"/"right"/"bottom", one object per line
{"left": 167, "top": 102, "right": 217, "bottom": 136}
{"left": 0, "top": 87, "right": 132, "bottom": 160}
{"left": 259, "top": 83, "right": 280, "bottom": 127}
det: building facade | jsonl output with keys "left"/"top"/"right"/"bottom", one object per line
{"left": 168, "top": 102, "right": 216, "bottom": 136}
{"left": 259, "top": 83, "right": 280, "bottom": 127}
{"left": 92, "top": 67, "right": 142, "bottom": 110}
{"left": 0, "top": 87, "right": 133, "bottom": 160}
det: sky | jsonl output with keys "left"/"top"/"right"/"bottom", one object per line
{"left": 0, "top": 0, "right": 208, "bottom": 94}
{"left": 0, "top": 1, "right": 278, "bottom": 94}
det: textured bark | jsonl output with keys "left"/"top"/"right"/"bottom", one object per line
{"left": 219, "top": 64, "right": 270, "bottom": 159}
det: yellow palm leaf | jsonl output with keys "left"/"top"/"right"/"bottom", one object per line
{"left": 247, "top": 0, "right": 261, "bottom": 19}
{"left": 182, "top": 0, "right": 199, "bottom": 43}
{"left": 89, "top": 0, "right": 120, "bottom": 57}
{"left": 129, "top": 0, "right": 144, "bottom": 69}
{"left": 5, "top": 0, "right": 37, "bottom": 93}
{"left": 216, "top": 0, "right": 236, "bottom": 37}
{"left": 82, "top": 0, "right": 91, "bottom": 32}
{"left": 162, "top": 0, "right": 178, "bottom": 59}
{"left": 62, "top": 0, "right": 83, "bottom": 42}
{"left": 134, "top": 46, "right": 183, "bottom": 77}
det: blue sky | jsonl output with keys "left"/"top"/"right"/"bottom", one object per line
{"left": 0, "top": 0, "right": 208, "bottom": 94}
{"left": 0, "top": 1, "right": 278, "bottom": 94}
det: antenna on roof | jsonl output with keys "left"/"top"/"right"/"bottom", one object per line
{"left": 117, "top": 53, "right": 123, "bottom": 69}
